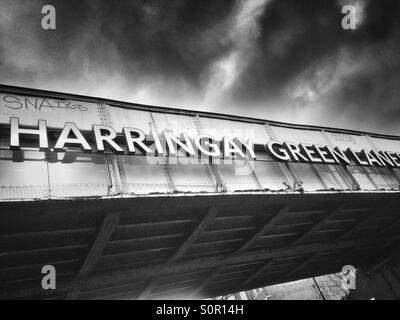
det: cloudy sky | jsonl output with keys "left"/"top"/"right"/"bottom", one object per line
{"left": 0, "top": 0, "right": 399, "bottom": 134}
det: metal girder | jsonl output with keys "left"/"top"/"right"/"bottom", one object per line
{"left": 284, "top": 253, "right": 317, "bottom": 279}
{"left": 66, "top": 212, "right": 120, "bottom": 300}
{"left": 3, "top": 234, "right": 400, "bottom": 299}
{"left": 290, "top": 203, "right": 345, "bottom": 245}
{"left": 242, "top": 259, "right": 275, "bottom": 285}
{"left": 337, "top": 199, "right": 397, "bottom": 241}
{"left": 0, "top": 227, "right": 96, "bottom": 241}
{"left": 190, "top": 204, "right": 291, "bottom": 296}
{"left": 137, "top": 207, "right": 219, "bottom": 299}
{"left": 237, "top": 204, "right": 291, "bottom": 253}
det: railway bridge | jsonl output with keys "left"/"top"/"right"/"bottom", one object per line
{"left": 1, "top": 85, "right": 400, "bottom": 299}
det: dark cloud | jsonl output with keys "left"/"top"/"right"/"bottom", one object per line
{"left": 0, "top": 0, "right": 399, "bottom": 135}
{"left": 97, "top": 0, "right": 236, "bottom": 85}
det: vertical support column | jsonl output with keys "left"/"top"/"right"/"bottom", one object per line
{"left": 149, "top": 112, "right": 176, "bottom": 193}
{"left": 321, "top": 130, "right": 361, "bottom": 190}
{"left": 264, "top": 124, "right": 302, "bottom": 191}
{"left": 193, "top": 114, "right": 226, "bottom": 192}
{"left": 266, "top": 124, "right": 328, "bottom": 190}
{"left": 45, "top": 152, "right": 52, "bottom": 198}
{"left": 249, "top": 161, "right": 263, "bottom": 190}
{"left": 162, "top": 160, "right": 176, "bottom": 193}
{"left": 97, "top": 102, "right": 124, "bottom": 195}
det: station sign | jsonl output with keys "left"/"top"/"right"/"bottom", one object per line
{"left": 7, "top": 117, "right": 400, "bottom": 168}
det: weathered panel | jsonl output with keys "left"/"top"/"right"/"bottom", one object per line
{"left": 106, "top": 105, "right": 153, "bottom": 134}
{"left": 370, "top": 137, "right": 400, "bottom": 153}
{"left": 119, "top": 155, "right": 170, "bottom": 194}
{"left": 1, "top": 87, "right": 400, "bottom": 198}
{"left": 347, "top": 166, "right": 377, "bottom": 190}
{"left": 168, "top": 161, "right": 216, "bottom": 193}
{"left": 254, "top": 161, "right": 292, "bottom": 191}
{"left": 198, "top": 118, "right": 268, "bottom": 144}
{"left": 313, "top": 164, "right": 350, "bottom": 190}
{"left": 325, "top": 132, "right": 373, "bottom": 152}
{"left": 0, "top": 93, "right": 100, "bottom": 130}
{"left": 47, "top": 152, "right": 110, "bottom": 198}
{"left": 218, "top": 160, "right": 259, "bottom": 191}
{"left": 394, "top": 168, "right": 400, "bottom": 180}
{"left": 152, "top": 113, "right": 199, "bottom": 138}
{"left": 365, "top": 167, "right": 398, "bottom": 190}
{"left": 290, "top": 163, "right": 325, "bottom": 191}
{"left": 270, "top": 126, "right": 328, "bottom": 145}
{"left": 0, "top": 150, "right": 48, "bottom": 200}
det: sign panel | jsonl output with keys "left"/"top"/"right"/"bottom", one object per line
{"left": 4, "top": 115, "right": 400, "bottom": 169}
{"left": 1, "top": 89, "right": 400, "bottom": 200}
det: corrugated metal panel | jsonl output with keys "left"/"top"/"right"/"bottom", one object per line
{"left": 254, "top": 161, "right": 292, "bottom": 191}
{"left": 0, "top": 150, "right": 48, "bottom": 200}
{"left": 217, "top": 160, "right": 260, "bottom": 192}
{"left": 106, "top": 105, "right": 153, "bottom": 135}
{"left": 0, "top": 93, "right": 100, "bottom": 130}
{"left": 47, "top": 152, "right": 110, "bottom": 198}
{"left": 168, "top": 160, "right": 216, "bottom": 193}
{"left": 198, "top": 118, "right": 268, "bottom": 144}
{"left": 119, "top": 155, "right": 171, "bottom": 194}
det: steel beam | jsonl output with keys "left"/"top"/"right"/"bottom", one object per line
{"left": 290, "top": 203, "right": 345, "bottom": 245}
{"left": 137, "top": 207, "right": 219, "bottom": 299}
{"left": 65, "top": 212, "right": 120, "bottom": 300}
{"left": 3, "top": 234, "right": 400, "bottom": 299}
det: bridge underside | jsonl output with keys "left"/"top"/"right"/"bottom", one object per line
{"left": 1, "top": 192, "right": 400, "bottom": 300}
